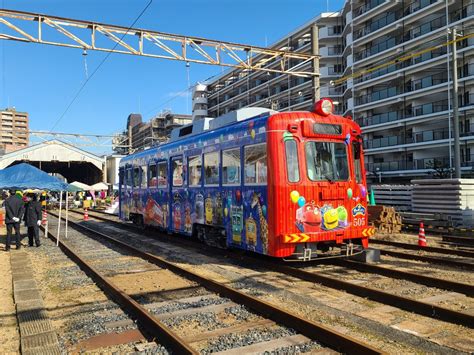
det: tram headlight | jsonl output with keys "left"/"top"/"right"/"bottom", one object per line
{"left": 314, "top": 98, "right": 334, "bottom": 116}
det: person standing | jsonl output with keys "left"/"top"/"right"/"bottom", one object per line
{"left": 24, "top": 194, "right": 42, "bottom": 247}
{"left": 5, "top": 190, "right": 24, "bottom": 251}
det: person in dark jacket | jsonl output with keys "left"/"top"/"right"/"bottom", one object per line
{"left": 24, "top": 193, "right": 42, "bottom": 247}
{"left": 5, "top": 190, "right": 24, "bottom": 251}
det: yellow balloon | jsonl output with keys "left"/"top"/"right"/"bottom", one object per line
{"left": 250, "top": 129, "right": 256, "bottom": 139}
{"left": 224, "top": 207, "right": 228, "bottom": 216}
{"left": 290, "top": 190, "right": 300, "bottom": 204}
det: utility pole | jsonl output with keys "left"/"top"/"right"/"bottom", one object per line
{"left": 452, "top": 28, "right": 461, "bottom": 178}
{"left": 311, "top": 24, "right": 320, "bottom": 102}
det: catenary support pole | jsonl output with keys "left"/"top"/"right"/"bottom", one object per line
{"left": 452, "top": 28, "right": 461, "bottom": 178}
{"left": 311, "top": 24, "right": 320, "bottom": 102}
{"left": 65, "top": 191, "right": 68, "bottom": 239}
{"left": 56, "top": 191, "right": 62, "bottom": 246}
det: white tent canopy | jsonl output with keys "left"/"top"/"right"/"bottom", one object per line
{"left": 71, "top": 181, "right": 93, "bottom": 190}
{"left": 91, "top": 182, "right": 109, "bottom": 191}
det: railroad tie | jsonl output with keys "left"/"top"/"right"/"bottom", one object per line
{"left": 10, "top": 251, "right": 61, "bottom": 355}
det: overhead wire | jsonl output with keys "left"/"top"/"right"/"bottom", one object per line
{"left": 49, "top": 0, "right": 153, "bottom": 132}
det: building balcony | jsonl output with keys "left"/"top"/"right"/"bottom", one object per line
{"left": 193, "top": 96, "right": 208, "bottom": 105}
{"left": 364, "top": 128, "right": 448, "bottom": 150}
{"left": 318, "top": 26, "right": 342, "bottom": 39}
{"left": 357, "top": 100, "right": 449, "bottom": 127}
{"left": 353, "top": 0, "right": 389, "bottom": 20}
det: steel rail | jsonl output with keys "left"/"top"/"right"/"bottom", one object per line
{"left": 75, "top": 209, "right": 474, "bottom": 271}
{"left": 67, "top": 210, "right": 474, "bottom": 328}
{"left": 377, "top": 248, "right": 474, "bottom": 270}
{"left": 50, "top": 212, "right": 383, "bottom": 354}
{"left": 41, "top": 225, "right": 197, "bottom": 354}
{"left": 370, "top": 239, "right": 474, "bottom": 258}
{"left": 328, "top": 259, "right": 474, "bottom": 296}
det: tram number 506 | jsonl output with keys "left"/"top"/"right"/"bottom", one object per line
{"left": 353, "top": 217, "right": 366, "bottom": 227}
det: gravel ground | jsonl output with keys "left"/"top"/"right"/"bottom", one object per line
{"left": 49, "top": 217, "right": 329, "bottom": 354}
{"left": 201, "top": 326, "right": 298, "bottom": 354}
{"left": 66, "top": 214, "right": 474, "bottom": 353}
{"left": 26, "top": 229, "right": 165, "bottom": 354}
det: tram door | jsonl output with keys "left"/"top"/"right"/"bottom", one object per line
{"left": 170, "top": 156, "right": 184, "bottom": 232}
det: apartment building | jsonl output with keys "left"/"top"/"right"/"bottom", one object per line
{"left": 0, "top": 108, "right": 29, "bottom": 154}
{"left": 113, "top": 112, "right": 192, "bottom": 154}
{"left": 206, "top": 0, "right": 474, "bottom": 182}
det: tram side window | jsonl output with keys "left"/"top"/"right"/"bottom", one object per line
{"left": 223, "top": 148, "right": 241, "bottom": 185}
{"left": 141, "top": 165, "right": 148, "bottom": 189}
{"left": 204, "top": 152, "right": 219, "bottom": 185}
{"left": 148, "top": 163, "right": 157, "bottom": 187}
{"left": 157, "top": 162, "right": 168, "bottom": 188}
{"left": 119, "top": 168, "right": 125, "bottom": 189}
{"left": 133, "top": 167, "right": 141, "bottom": 188}
{"left": 244, "top": 143, "right": 267, "bottom": 185}
{"left": 172, "top": 158, "right": 184, "bottom": 187}
{"left": 188, "top": 155, "right": 202, "bottom": 187}
{"left": 285, "top": 140, "right": 300, "bottom": 183}
{"left": 352, "top": 141, "right": 363, "bottom": 183}
{"left": 126, "top": 169, "right": 132, "bottom": 188}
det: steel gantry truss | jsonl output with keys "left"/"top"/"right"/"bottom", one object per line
{"left": 0, "top": 9, "right": 318, "bottom": 77}
{"left": 29, "top": 130, "right": 129, "bottom": 148}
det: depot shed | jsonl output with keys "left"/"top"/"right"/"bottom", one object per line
{"left": 0, "top": 140, "right": 104, "bottom": 185}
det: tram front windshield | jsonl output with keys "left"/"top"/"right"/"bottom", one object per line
{"left": 305, "top": 141, "right": 349, "bottom": 182}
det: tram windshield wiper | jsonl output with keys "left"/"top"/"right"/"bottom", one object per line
{"left": 324, "top": 174, "right": 334, "bottom": 183}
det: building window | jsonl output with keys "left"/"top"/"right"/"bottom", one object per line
{"left": 148, "top": 163, "right": 157, "bottom": 187}
{"left": 244, "top": 143, "right": 267, "bottom": 185}
{"left": 223, "top": 148, "right": 241, "bottom": 185}
{"left": 204, "top": 151, "right": 219, "bottom": 185}
{"left": 157, "top": 161, "right": 168, "bottom": 188}
{"left": 172, "top": 158, "right": 183, "bottom": 187}
{"left": 189, "top": 155, "right": 202, "bottom": 186}
{"left": 285, "top": 140, "right": 300, "bottom": 182}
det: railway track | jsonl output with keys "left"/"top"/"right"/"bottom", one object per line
{"left": 370, "top": 239, "right": 474, "bottom": 258}
{"left": 376, "top": 248, "right": 474, "bottom": 270}
{"left": 45, "top": 213, "right": 381, "bottom": 354}
{"left": 64, "top": 209, "right": 474, "bottom": 329}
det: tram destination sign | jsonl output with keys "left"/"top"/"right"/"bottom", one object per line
{"left": 313, "top": 123, "right": 342, "bottom": 135}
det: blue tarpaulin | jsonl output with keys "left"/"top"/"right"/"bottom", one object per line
{"left": 0, "top": 163, "right": 70, "bottom": 191}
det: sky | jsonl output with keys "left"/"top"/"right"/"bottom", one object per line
{"left": 0, "top": 0, "right": 345, "bottom": 154}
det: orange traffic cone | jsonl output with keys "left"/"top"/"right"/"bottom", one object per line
{"left": 418, "top": 221, "right": 427, "bottom": 247}
{"left": 42, "top": 210, "right": 48, "bottom": 226}
{"left": 84, "top": 208, "right": 89, "bottom": 221}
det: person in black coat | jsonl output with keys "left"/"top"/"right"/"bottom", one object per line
{"left": 24, "top": 193, "right": 42, "bottom": 247}
{"left": 5, "top": 190, "right": 24, "bottom": 251}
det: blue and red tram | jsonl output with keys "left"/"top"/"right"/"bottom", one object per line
{"left": 119, "top": 98, "right": 374, "bottom": 260}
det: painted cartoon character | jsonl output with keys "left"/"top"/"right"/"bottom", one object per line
{"left": 162, "top": 204, "right": 169, "bottom": 228}
{"left": 231, "top": 205, "right": 243, "bottom": 244}
{"left": 215, "top": 194, "right": 223, "bottom": 225}
{"left": 195, "top": 193, "right": 204, "bottom": 224}
{"left": 184, "top": 206, "right": 192, "bottom": 232}
{"left": 337, "top": 206, "right": 348, "bottom": 227}
{"left": 323, "top": 208, "right": 339, "bottom": 230}
{"left": 173, "top": 203, "right": 182, "bottom": 230}
{"left": 245, "top": 215, "right": 257, "bottom": 250}
{"left": 251, "top": 193, "right": 268, "bottom": 253}
{"left": 144, "top": 196, "right": 163, "bottom": 227}
{"left": 296, "top": 202, "right": 322, "bottom": 232}
{"left": 205, "top": 194, "right": 213, "bottom": 225}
